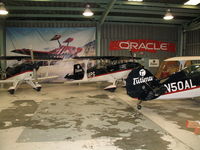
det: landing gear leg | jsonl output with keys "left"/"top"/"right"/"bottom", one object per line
{"left": 137, "top": 100, "right": 143, "bottom": 110}
{"left": 8, "top": 81, "right": 20, "bottom": 95}
{"left": 26, "top": 81, "right": 42, "bottom": 92}
{"left": 132, "top": 100, "right": 143, "bottom": 118}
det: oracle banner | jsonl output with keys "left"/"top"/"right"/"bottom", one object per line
{"left": 109, "top": 39, "right": 176, "bottom": 53}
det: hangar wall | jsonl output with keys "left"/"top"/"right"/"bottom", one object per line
{"left": 5, "top": 21, "right": 180, "bottom": 73}
{"left": 101, "top": 23, "right": 178, "bottom": 57}
{"left": 100, "top": 23, "right": 179, "bottom": 73}
{"left": 184, "top": 29, "right": 200, "bottom": 56}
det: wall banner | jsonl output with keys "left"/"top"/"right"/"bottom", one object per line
{"left": 6, "top": 27, "right": 96, "bottom": 82}
{"left": 109, "top": 39, "right": 176, "bottom": 53}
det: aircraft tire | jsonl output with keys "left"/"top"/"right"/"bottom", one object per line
{"left": 36, "top": 87, "right": 41, "bottom": 92}
{"left": 137, "top": 105, "right": 142, "bottom": 110}
{"left": 8, "top": 89, "right": 15, "bottom": 95}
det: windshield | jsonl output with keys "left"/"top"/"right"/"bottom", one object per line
{"left": 155, "top": 61, "right": 180, "bottom": 79}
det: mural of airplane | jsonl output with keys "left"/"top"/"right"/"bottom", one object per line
{"left": 11, "top": 35, "right": 83, "bottom": 59}
{"left": 126, "top": 56, "right": 200, "bottom": 110}
{"left": 64, "top": 56, "right": 141, "bottom": 92}
{"left": 0, "top": 56, "right": 60, "bottom": 94}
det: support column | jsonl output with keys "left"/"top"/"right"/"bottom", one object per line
{"left": 182, "top": 30, "right": 187, "bottom": 56}
{"left": 177, "top": 25, "right": 184, "bottom": 56}
{"left": 96, "top": 23, "right": 101, "bottom": 56}
{"left": 0, "top": 20, "right": 6, "bottom": 69}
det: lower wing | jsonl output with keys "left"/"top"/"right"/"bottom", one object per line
{"left": 0, "top": 80, "right": 15, "bottom": 84}
{"left": 37, "top": 76, "right": 58, "bottom": 81}
{"left": 64, "top": 79, "right": 108, "bottom": 84}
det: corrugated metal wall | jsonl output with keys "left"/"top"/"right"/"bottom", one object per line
{"left": 5, "top": 21, "right": 179, "bottom": 73}
{"left": 184, "top": 29, "right": 200, "bottom": 56}
{"left": 101, "top": 23, "right": 178, "bottom": 57}
{"left": 101, "top": 23, "right": 179, "bottom": 72}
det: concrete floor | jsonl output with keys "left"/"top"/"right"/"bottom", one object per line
{"left": 0, "top": 83, "right": 199, "bottom": 150}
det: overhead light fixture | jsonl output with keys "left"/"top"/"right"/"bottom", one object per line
{"left": 83, "top": 4, "right": 94, "bottom": 17}
{"left": 163, "top": 9, "right": 174, "bottom": 20}
{"left": 184, "top": 0, "right": 200, "bottom": 5}
{"left": 0, "top": 2, "right": 8, "bottom": 15}
{"left": 128, "top": 0, "right": 143, "bottom": 1}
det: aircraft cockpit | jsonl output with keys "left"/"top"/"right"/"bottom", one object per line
{"left": 182, "top": 64, "right": 200, "bottom": 77}
{"left": 162, "top": 64, "right": 200, "bottom": 84}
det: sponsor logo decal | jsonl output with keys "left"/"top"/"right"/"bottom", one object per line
{"left": 87, "top": 71, "right": 95, "bottom": 78}
{"left": 139, "top": 69, "right": 146, "bottom": 76}
{"left": 133, "top": 69, "right": 154, "bottom": 85}
{"left": 75, "top": 65, "right": 83, "bottom": 73}
{"left": 109, "top": 39, "right": 176, "bottom": 53}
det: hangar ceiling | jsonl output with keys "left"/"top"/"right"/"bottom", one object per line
{"left": 1, "top": 0, "right": 200, "bottom": 30}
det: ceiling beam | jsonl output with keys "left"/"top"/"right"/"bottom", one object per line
{"left": 5, "top": 20, "right": 97, "bottom": 26}
{"left": 185, "top": 16, "right": 200, "bottom": 31}
{"left": 106, "top": 16, "right": 189, "bottom": 24}
{"left": 12, "top": 0, "right": 200, "bottom": 10}
{"left": 111, "top": 9, "right": 198, "bottom": 17}
{"left": 9, "top": 14, "right": 100, "bottom": 19}
{"left": 7, "top": 6, "right": 104, "bottom": 12}
{"left": 116, "top": 1, "right": 200, "bottom": 10}
{"left": 111, "top": 5, "right": 200, "bottom": 14}
{"left": 7, "top": 13, "right": 188, "bottom": 25}
{"left": 185, "top": 22, "right": 200, "bottom": 31}
{"left": 99, "top": 0, "right": 116, "bottom": 25}
{"left": 12, "top": 0, "right": 108, "bottom": 3}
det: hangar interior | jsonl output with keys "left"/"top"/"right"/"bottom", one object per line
{"left": 0, "top": 0, "right": 200, "bottom": 150}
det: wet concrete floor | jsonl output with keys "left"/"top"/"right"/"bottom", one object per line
{"left": 0, "top": 83, "right": 199, "bottom": 150}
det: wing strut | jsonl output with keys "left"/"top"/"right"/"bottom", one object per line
{"left": 83, "top": 59, "right": 89, "bottom": 80}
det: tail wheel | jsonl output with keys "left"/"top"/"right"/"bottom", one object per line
{"left": 36, "top": 87, "right": 41, "bottom": 92}
{"left": 8, "top": 89, "right": 15, "bottom": 95}
{"left": 137, "top": 100, "right": 143, "bottom": 110}
{"left": 34, "top": 87, "right": 41, "bottom": 92}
